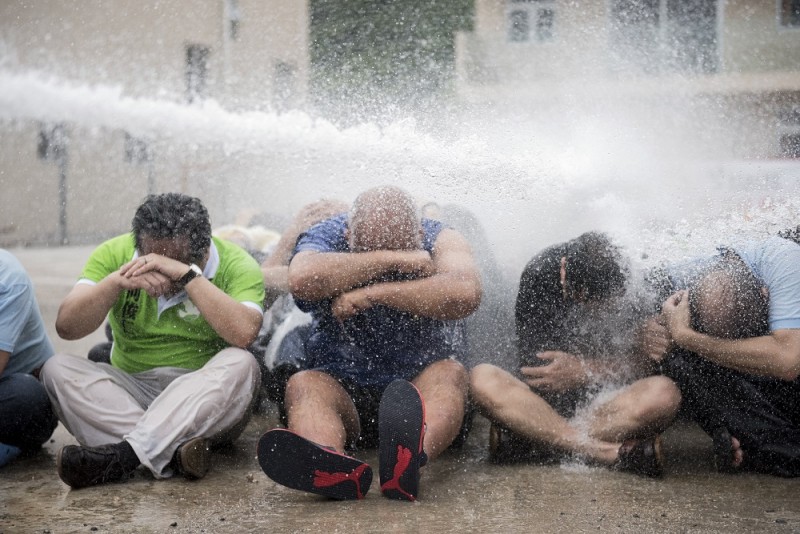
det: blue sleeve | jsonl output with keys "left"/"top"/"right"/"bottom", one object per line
{"left": 0, "top": 280, "right": 34, "bottom": 353}
{"left": 294, "top": 214, "right": 349, "bottom": 255}
{"left": 292, "top": 214, "right": 348, "bottom": 313}
{"left": 421, "top": 218, "right": 444, "bottom": 252}
{"left": 757, "top": 240, "right": 800, "bottom": 331}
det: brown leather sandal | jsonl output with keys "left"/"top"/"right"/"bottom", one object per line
{"left": 613, "top": 435, "right": 664, "bottom": 478}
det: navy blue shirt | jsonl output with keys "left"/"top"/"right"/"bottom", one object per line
{"left": 292, "top": 214, "right": 467, "bottom": 387}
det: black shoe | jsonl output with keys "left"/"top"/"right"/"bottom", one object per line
{"left": 379, "top": 379, "right": 427, "bottom": 502}
{"left": 173, "top": 437, "right": 211, "bottom": 480}
{"left": 257, "top": 428, "right": 372, "bottom": 500}
{"left": 57, "top": 443, "right": 138, "bottom": 489}
{"left": 613, "top": 436, "right": 664, "bottom": 478}
{"left": 488, "top": 423, "right": 557, "bottom": 465}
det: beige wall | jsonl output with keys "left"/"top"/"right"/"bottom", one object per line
{"left": 0, "top": 122, "right": 62, "bottom": 245}
{"left": 722, "top": 1, "right": 800, "bottom": 73}
{"left": 461, "top": 0, "right": 800, "bottom": 80}
{"left": 464, "top": 0, "right": 608, "bottom": 83}
{"left": 224, "top": 0, "right": 310, "bottom": 110}
{"left": 0, "top": 0, "right": 310, "bottom": 246}
{"left": 456, "top": 0, "right": 800, "bottom": 161}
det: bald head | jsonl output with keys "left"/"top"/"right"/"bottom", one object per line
{"left": 690, "top": 259, "right": 769, "bottom": 339}
{"left": 348, "top": 186, "right": 422, "bottom": 252}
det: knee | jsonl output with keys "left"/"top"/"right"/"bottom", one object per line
{"left": 433, "top": 359, "right": 469, "bottom": 390}
{"left": 469, "top": 363, "right": 506, "bottom": 406}
{"left": 2, "top": 373, "right": 49, "bottom": 404}
{"left": 284, "top": 370, "right": 321, "bottom": 407}
{"left": 39, "top": 353, "right": 71, "bottom": 393}
{"left": 216, "top": 347, "right": 260, "bottom": 383}
{"left": 636, "top": 376, "right": 682, "bottom": 420}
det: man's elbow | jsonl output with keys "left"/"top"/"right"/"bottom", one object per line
{"left": 461, "top": 284, "right": 482, "bottom": 316}
{"left": 446, "top": 280, "right": 482, "bottom": 320}
{"left": 230, "top": 324, "right": 261, "bottom": 349}
{"left": 288, "top": 267, "right": 330, "bottom": 302}
{"left": 778, "top": 364, "right": 800, "bottom": 382}
{"left": 55, "top": 315, "right": 80, "bottom": 340}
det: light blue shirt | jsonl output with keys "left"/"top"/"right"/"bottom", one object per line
{"left": 733, "top": 237, "right": 800, "bottom": 332}
{"left": 0, "top": 249, "right": 54, "bottom": 377}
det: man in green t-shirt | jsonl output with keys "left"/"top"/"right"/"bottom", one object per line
{"left": 40, "top": 193, "right": 265, "bottom": 489}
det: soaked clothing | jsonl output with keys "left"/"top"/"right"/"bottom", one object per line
{"left": 79, "top": 234, "right": 264, "bottom": 373}
{"left": 0, "top": 250, "right": 58, "bottom": 451}
{"left": 41, "top": 236, "right": 264, "bottom": 478}
{"left": 292, "top": 214, "right": 468, "bottom": 447}
{"left": 41, "top": 349, "right": 259, "bottom": 477}
{"left": 293, "top": 213, "right": 468, "bottom": 390}
{"left": 515, "top": 244, "right": 604, "bottom": 417}
{"left": 661, "top": 237, "right": 800, "bottom": 476}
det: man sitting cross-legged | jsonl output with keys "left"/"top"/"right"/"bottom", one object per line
{"left": 471, "top": 232, "right": 681, "bottom": 477}
{"left": 40, "top": 193, "right": 265, "bottom": 489}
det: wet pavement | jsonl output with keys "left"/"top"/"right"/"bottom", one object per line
{"left": 2, "top": 246, "right": 800, "bottom": 533}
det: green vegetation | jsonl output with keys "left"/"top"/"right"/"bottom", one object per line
{"left": 309, "top": 0, "right": 474, "bottom": 122}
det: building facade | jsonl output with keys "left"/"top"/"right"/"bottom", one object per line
{"left": 455, "top": 0, "right": 800, "bottom": 160}
{"left": 0, "top": 0, "right": 309, "bottom": 246}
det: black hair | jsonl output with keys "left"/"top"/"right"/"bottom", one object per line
{"left": 563, "top": 232, "right": 628, "bottom": 301}
{"left": 688, "top": 254, "right": 769, "bottom": 339}
{"left": 131, "top": 193, "right": 211, "bottom": 264}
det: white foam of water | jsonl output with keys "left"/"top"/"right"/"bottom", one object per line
{"left": 1, "top": 68, "right": 799, "bottom": 270}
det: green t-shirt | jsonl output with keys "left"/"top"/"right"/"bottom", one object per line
{"left": 80, "top": 234, "right": 264, "bottom": 373}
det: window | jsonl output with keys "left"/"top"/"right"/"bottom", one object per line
{"left": 272, "top": 61, "right": 297, "bottom": 111}
{"left": 507, "top": 1, "right": 555, "bottom": 43}
{"left": 778, "top": 104, "right": 800, "bottom": 157}
{"left": 226, "top": 0, "right": 241, "bottom": 40}
{"left": 781, "top": 0, "right": 800, "bottom": 27}
{"left": 780, "top": 134, "right": 800, "bottom": 158}
{"left": 509, "top": 10, "right": 530, "bottom": 42}
{"left": 124, "top": 133, "right": 151, "bottom": 164}
{"left": 536, "top": 8, "right": 554, "bottom": 41}
{"left": 609, "top": 0, "right": 718, "bottom": 74}
{"left": 37, "top": 123, "right": 67, "bottom": 162}
{"left": 186, "top": 45, "right": 210, "bottom": 103}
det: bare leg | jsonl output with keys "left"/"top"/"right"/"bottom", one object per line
{"left": 470, "top": 363, "right": 620, "bottom": 464}
{"left": 587, "top": 376, "right": 681, "bottom": 442}
{"left": 412, "top": 359, "right": 469, "bottom": 461}
{"left": 284, "top": 370, "right": 360, "bottom": 453}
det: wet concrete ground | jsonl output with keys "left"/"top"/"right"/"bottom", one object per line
{"left": 2, "top": 246, "right": 800, "bottom": 533}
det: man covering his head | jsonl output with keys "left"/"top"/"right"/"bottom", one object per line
{"left": 41, "top": 193, "right": 264, "bottom": 489}
{"left": 471, "top": 232, "right": 680, "bottom": 477}
{"left": 258, "top": 186, "right": 482, "bottom": 502}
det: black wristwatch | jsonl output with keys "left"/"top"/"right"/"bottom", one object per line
{"left": 178, "top": 264, "right": 203, "bottom": 286}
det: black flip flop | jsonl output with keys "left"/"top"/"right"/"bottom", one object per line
{"left": 379, "top": 379, "right": 427, "bottom": 501}
{"left": 257, "top": 428, "right": 373, "bottom": 500}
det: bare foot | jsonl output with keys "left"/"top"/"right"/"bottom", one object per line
{"left": 731, "top": 436, "right": 744, "bottom": 468}
{"left": 712, "top": 427, "right": 743, "bottom": 473}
